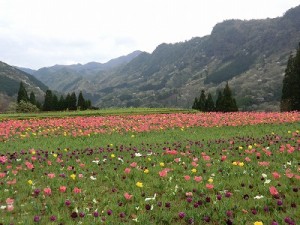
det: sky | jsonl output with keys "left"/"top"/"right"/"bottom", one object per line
{"left": 0, "top": 0, "right": 299, "bottom": 69}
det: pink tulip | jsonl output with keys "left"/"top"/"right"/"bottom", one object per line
{"left": 285, "top": 169, "right": 294, "bottom": 178}
{"left": 6, "top": 179, "right": 16, "bottom": 185}
{"left": 0, "top": 156, "right": 8, "bottom": 163}
{"left": 206, "top": 184, "right": 214, "bottom": 189}
{"left": 7, "top": 205, "right": 14, "bottom": 211}
{"left": 6, "top": 198, "right": 14, "bottom": 205}
{"left": 0, "top": 172, "right": 6, "bottom": 178}
{"left": 47, "top": 173, "right": 55, "bottom": 179}
{"left": 73, "top": 187, "right": 82, "bottom": 194}
{"left": 130, "top": 162, "right": 137, "bottom": 168}
{"left": 25, "top": 161, "right": 34, "bottom": 170}
{"left": 202, "top": 155, "right": 210, "bottom": 161}
{"left": 59, "top": 186, "right": 67, "bottom": 193}
{"left": 272, "top": 172, "right": 281, "bottom": 179}
{"left": 159, "top": 169, "right": 168, "bottom": 177}
{"left": 245, "top": 157, "right": 251, "bottom": 162}
{"left": 165, "top": 149, "right": 178, "bottom": 155}
{"left": 124, "top": 192, "right": 133, "bottom": 200}
{"left": 185, "top": 192, "right": 193, "bottom": 196}
{"left": 43, "top": 187, "right": 52, "bottom": 196}
{"left": 194, "top": 176, "right": 202, "bottom": 182}
{"left": 174, "top": 158, "right": 181, "bottom": 163}
{"left": 221, "top": 155, "right": 227, "bottom": 161}
{"left": 184, "top": 175, "right": 190, "bottom": 181}
{"left": 269, "top": 186, "right": 279, "bottom": 196}
{"left": 124, "top": 168, "right": 131, "bottom": 174}
{"left": 191, "top": 161, "right": 198, "bottom": 167}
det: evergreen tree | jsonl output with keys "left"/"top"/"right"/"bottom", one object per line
{"left": 205, "top": 93, "right": 215, "bottom": 112}
{"left": 198, "top": 90, "right": 206, "bottom": 111}
{"left": 77, "top": 91, "right": 87, "bottom": 110}
{"left": 85, "top": 100, "right": 91, "bottom": 109}
{"left": 65, "top": 93, "right": 72, "bottom": 110}
{"left": 58, "top": 95, "right": 66, "bottom": 111}
{"left": 52, "top": 94, "right": 59, "bottom": 111}
{"left": 232, "top": 99, "right": 238, "bottom": 111}
{"left": 222, "top": 82, "right": 238, "bottom": 112}
{"left": 35, "top": 101, "right": 42, "bottom": 109}
{"left": 29, "top": 92, "right": 36, "bottom": 106}
{"left": 281, "top": 43, "right": 300, "bottom": 111}
{"left": 215, "top": 91, "right": 224, "bottom": 112}
{"left": 43, "top": 90, "right": 53, "bottom": 111}
{"left": 69, "top": 92, "right": 77, "bottom": 110}
{"left": 192, "top": 97, "right": 199, "bottom": 110}
{"left": 17, "top": 82, "right": 29, "bottom": 103}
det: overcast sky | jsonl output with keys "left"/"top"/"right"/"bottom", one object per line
{"left": 0, "top": 0, "right": 299, "bottom": 69}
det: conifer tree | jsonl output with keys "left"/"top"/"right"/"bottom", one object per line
{"left": 215, "top": 91, "right": 224, "bottom": 112}
{"left": 65, "top": 93, "right": 72, "bottom": 110}
{"left": 43, "top": 90, "right": 53, "bottom": 111}
{"left": 29, "top": 92, "right": 36, "bottom": 106}
{"left": 222, "top": 82, "right": 238, "bottom": 112}
{"left": 198, "top": 90, "right": 206, "bottom": 111}
{"left": 69, "top": 92, "right": 77, "bottom": 110}
{"left": 205, "top": 93, "right": 215, "bottom": 112}
{"left": 85, "top": 100, "right": 91, "bottom": 109}
{"left": 17, "top": 82, "right": 29, "bottom": 103}
{"left": 77, "top": 91, "right": 87, "bottom": 110}
{"left": 281, "top": 43, "right": 300, "bottom": 111}
{"left": 52, "top": 94, "right": 59, "bottom": 111}
{"left": 192, "top": 97, "right": 199, "bottom": 110}
{"left": 58, "top": 95, "right": 66, "bottom": 111}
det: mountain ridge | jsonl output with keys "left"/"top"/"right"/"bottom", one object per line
{"left": 0, "top": 61, "right": 48, "bottom": 112}
{"left": 89, "top": 5, "right": 299, "bottom": 110}
{"left": 23, "top": 50, "right": 143, "bottom": 92}
{"left": 10, "top": 5, "right": 300, "bottom": 111}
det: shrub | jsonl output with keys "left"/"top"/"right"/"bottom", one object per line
{"left": 16, "top": 100, "right": 40, "bottom": 113}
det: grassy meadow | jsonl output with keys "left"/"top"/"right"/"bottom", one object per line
{"left": 0, "top": 109, "right": 299, "bottom": 225}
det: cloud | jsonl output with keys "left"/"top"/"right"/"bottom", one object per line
{"left": 0, "top": 0, "right": 299, "bottom": 69}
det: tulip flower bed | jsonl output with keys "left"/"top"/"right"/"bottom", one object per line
{"left": 0, "top": 111, "right": 299, "bottom": 225}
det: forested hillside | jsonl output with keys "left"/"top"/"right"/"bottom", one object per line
{"left": 0, "top": 61, "right": 48, "bottom": 112}
{"left": 14, "top": 5, "right": 300, "bottom": 111}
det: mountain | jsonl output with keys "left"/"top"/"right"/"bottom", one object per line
{"left": 88, "top": 5, "right": 300, "bottom": 110}
{"left": 17, "top": 5, "right": 300, "bottom": 111}
{"left": 0, "top": 61, "right": 48, "bottom": 112}
{"left": 25, "top": 50, "right": 142, "bottom": 93}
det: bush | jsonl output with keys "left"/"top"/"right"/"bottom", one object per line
{"left": 16, "top": 100, "right": 40, "bottom": 113}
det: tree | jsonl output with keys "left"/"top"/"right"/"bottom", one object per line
{"left": 281, "top": 43, "right": 300, "bottom": 111}
{"left": 192, "top": 97, "right": 199, "bottom": 110}
{"left": 192, "top": 90, "right": 206, "bottom": 111}
{"left": 215, "top": 91, "right": 224, "bottom": 112}
{"left": 85, "top": 99, "right": 92, "bottom": 109}
{"left": 69, "top": 92, "right": 77, "bottom": 110}
{"left": 17, "top": 82, "right": 29, "bottom": 103}
{"left": 43, "top": 90, "right": 53, "bottom": 111}
{"left": 58, "top": 95, "right": 66, "bottom": 111}
{"left": 29, "top": 92, "right": 36, "bottom": 106}
{"left": 65, "top": 93, "right": 72, "bottom": 110}
{"left": 198, "top": 90, "right": 206, "bottom": 111}
{"left": 77, "top": 91, "right": 87, "bottom": 110}
{"left": 205, "top": 93, "right": 215, "bottom": 112}
{"left": 222, "top": 82, "right": 238, "bottom": 112}
{"left": 52, "top": 94, "right": 59, "bottom": 111}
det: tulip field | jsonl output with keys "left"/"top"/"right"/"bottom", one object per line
{"left": 0, "top": 110, "right": 299, "bottom": 225}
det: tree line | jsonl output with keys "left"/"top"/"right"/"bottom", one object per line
{"left": 280, "top": 43, "right": 300, "bottom": 111}
{"left": 17, "top": 82, "right": 92, "bottom": 112}
{"left": 192, "top": 82, "right": 238, "bottom": 112}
